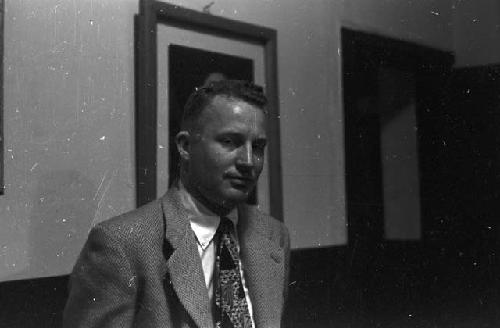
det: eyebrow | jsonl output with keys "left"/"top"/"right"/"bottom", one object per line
{"left": 217, "top": 128, "right": 267, "bottom": 138}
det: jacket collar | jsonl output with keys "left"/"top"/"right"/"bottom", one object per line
{"left": 160, "top": 188, "right": 214, "bottom": 328}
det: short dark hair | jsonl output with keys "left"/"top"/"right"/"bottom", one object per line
{"left": 181, "top": 80, "right": 268, "bottom": 130}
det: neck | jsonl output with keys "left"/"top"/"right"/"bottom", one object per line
{"left": 180, "top": 178, "right": 234, "bottom": 217}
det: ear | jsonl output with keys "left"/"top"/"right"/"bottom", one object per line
{"left": 175, "top": 131, "right": 191, "bottom": 161}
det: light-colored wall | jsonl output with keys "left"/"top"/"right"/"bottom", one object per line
{"left": 0, "top": 0, "right": 456, "bottom": 281}
{"left": 342, "top": 0, "right": 453, "bottom": 50}
{"left": 1, "top": 0, "right": 138, "bottom": 281}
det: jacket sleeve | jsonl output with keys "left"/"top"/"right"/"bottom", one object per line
{"left": 280, "top": 224, "right": 291, "bottom": 328}
{"left": 282, "top": 226, "right": 291, "bottom": 301}
{"left": 63, "top": 223, "right": 138, "bottom": 328}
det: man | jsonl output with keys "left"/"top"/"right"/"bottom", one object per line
{"left": 63, "top": 80, "right": 290, "bottom": 328}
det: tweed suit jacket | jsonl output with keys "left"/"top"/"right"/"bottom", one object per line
{"left": 63, "top": 187, "right": 290, "bottom": 328}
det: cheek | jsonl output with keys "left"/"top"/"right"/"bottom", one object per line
{"left": 204, "top": 150, "right": 232, "bottom": 171}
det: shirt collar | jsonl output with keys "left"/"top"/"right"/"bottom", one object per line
{"left": 178, "top": 182, "right": 238, "bottom": 249}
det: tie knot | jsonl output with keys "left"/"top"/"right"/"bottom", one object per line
{"left": 218, "top": 217, "right": 234, "bottom": 235}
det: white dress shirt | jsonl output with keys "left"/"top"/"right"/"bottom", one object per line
{"left": 177, "top": 184, "right": 255, "bottom": 326}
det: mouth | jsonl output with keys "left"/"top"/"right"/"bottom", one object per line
{"left": 226, "top": 175, "right": 255, "bottom": 188}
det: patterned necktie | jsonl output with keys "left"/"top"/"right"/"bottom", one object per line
{"left": 214, "top": 217, "right": 253, "bottom": 328}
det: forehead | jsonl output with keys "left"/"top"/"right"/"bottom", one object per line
{"left": 198, "top": 95, "right": 267, "bottom": 132}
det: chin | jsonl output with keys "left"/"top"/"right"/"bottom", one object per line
{"left": 222, "top": 188, "right": 250, "bottom": 204}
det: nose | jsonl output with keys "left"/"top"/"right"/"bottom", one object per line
{"left": 236, "top": 142, "right": 254, "bottom": 171}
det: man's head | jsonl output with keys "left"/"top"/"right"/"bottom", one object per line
{"left": 176, "top": 80, "right": 268, "bottom": 214}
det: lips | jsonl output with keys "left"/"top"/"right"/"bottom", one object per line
{"left": 226, "top": 174, "right": 255, "bottom": 186}
{"left": 228, "top": 176, "right": 253, "bottom": 183}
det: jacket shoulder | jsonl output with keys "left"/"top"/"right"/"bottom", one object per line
{"left": 251, "top": 207, "right": 290, "bottom": 249}
{"left": 93, "top": 199, "right": 164, "bottom": 249}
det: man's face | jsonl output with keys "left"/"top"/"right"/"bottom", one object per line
{"left": 184, "top": 95, "right": 267, "bottom": 210}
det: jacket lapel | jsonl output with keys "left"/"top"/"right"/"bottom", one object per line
{"left": 237, "top": 205, "right": 286, "bottom": 327}
{"left": 161, "top": 189, "right": 214, "bottom": 328}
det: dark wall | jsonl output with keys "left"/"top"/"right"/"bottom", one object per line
{"left": 0, "top": 275, "right": 68, "bottom": 328}
{"left": 420, "top": 65, "right": 500, "bottom": 247}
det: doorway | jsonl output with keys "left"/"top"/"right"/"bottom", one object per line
{"left": 342, "top": 28, "right": 454, "bottom": 246}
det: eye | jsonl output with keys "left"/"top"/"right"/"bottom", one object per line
{"left": 219, "top": 136, "right": 236, "bottom": 148}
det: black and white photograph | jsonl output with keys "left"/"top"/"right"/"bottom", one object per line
{"left": 1, "top": 0, "right": 500, "bottom": 327}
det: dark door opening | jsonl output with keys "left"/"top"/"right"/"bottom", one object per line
{"left": 342, "top": 27, "right": 454, "bottom": 246}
